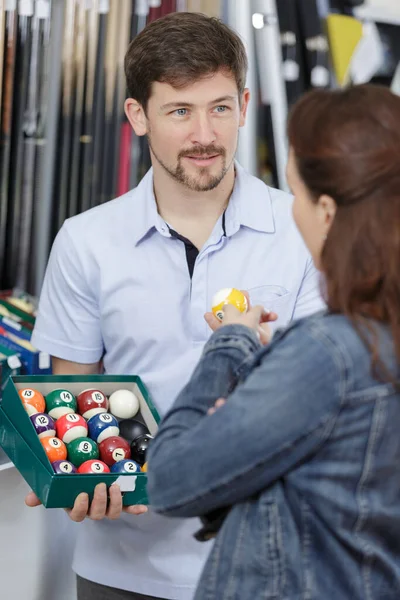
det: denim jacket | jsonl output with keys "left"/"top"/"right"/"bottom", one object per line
{"left": 147, "top": 313, "right": 400, "bottom": 600}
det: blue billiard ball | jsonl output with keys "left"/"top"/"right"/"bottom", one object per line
{"left": 110, "top": 459, "right": 141, "bottom": 474}
{"left": 87, "top": 413, "right": 119, "bottom": 444}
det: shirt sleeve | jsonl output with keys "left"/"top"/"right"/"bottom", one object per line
{"left": 292, "top": 257, "right": 326, "bottom": 320}
{"left": 31, "top": 222, "right": 104, "bottom": 364}
{"left": 147, "top": 321, "right": 344, "bottom": 518}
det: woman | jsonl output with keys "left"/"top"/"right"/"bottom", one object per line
{"left": 146, "top": 85, "right": 400, "bottom": 599}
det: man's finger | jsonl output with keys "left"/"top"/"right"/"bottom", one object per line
{"left": 123, "top": 504, "right": 148, "bottom": 515}
{"left": 25, "top": 492, "right": 42, "bottom": 507}
{"left": 87, "top": 483, "right": 108, "bottom": 521}
{"left": 107, "top": 484, "right": 123, "bottom": 520}
{"left": 66, "top": 493, "right": 89, "bottom": 523}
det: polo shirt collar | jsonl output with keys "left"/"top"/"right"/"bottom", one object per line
{"left": 131, "top": 161, "right": 276, "bottom": 246}
{"left": 224, "top": 161, "right": 275, "bottom": 236}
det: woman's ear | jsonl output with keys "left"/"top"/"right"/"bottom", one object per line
{"left": 124, "top": 98, "right": 147, "bottom": 137}
{"left": 317, "top": 194, "right": 337, "bottom": 235}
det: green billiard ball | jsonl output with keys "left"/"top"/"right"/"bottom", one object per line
{"left": 67, "top": 437, "right": 99, "bottom": 467}
{"left": 46, "top": 389, "right": 77, "bottom": 420}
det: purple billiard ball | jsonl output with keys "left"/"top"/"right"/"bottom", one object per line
{"left": 110, "top": 459, "right": 141, "bottom": 474}
{"left": 87, "top": 412, "right": 119, "bottom": 443}
{"left": 30, "top": 413, "right": 56, "bottom": 439}
{"left": 52, "top": 460, "right": 77, "bottom": 474}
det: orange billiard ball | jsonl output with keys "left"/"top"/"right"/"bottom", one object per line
{"left": 40, "top": 436, "right": 67, "bottom": 463}
{"left": 19, "top": 388, "right": 46, "bottom": 416}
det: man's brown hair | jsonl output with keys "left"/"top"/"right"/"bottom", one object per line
{"left": 124, "top": 12, "right": 248, "bottom": 111}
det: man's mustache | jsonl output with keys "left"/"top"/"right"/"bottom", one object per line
{"left": 178, "top": 146, "right": 226, "bottom": 159}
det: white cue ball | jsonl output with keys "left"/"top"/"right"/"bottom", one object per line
{"left": 108, "top": 389, "right": 140, "bottom": 419}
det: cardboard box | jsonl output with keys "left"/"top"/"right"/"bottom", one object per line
{"left": 0, "top": 375, "right": 160, "bottom": 508}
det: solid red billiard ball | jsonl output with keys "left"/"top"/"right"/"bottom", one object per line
{"left": 98, "top": 436, "right": 131, "bottom": 466}
{"left": 19, "top": 388, "right": 45, "bottom": 415}
{"left": 77, "top": 460, "right": 110, "bottom": 474}
{"left": 41, "top": 436, "right": 67, "bottom": 463}
{"left": 77, "top": 389, "right": 108, "bottom": 420}
{"left": 56, "top": 413, "right": 88, "bottom": 444}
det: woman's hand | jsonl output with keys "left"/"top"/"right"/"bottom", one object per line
{"left": 207, "top": 398, "right": 226, "bottom": 415}
{"left": 204, "top": 291, "right": 278, "bottom": 345}
{"left": 25, "top": 486, "right": 148, "bottom": 522}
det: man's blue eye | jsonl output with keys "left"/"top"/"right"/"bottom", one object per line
{"left": 215, "top": 106, "right": 228, "bottom": 113}
{"left": 174, "top": 108, "right": 188, "bottom": 116}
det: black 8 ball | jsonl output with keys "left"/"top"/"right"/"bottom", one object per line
{"left": 130, "top": 434, "right": 153, "bottom": 466}
{"left": 119, "top": 419, "right": 150, "bottom": 445}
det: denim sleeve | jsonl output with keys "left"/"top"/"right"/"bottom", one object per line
{"left": 147, "top": 321, "right": 345, "bottom": 517}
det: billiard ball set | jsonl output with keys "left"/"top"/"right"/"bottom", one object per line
{"left": 23, "top": 386, "right": 153, "bottom": 476}
{"left": 0, "top": 375, "right": 159, "bottom": 508}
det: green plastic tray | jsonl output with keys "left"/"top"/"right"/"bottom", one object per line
{"left": 0, "top": 375, "right": 160, "bottom": 508}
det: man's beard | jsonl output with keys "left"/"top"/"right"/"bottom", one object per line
{"left": 148, "top": 137, "right": 231, "bottom": 192}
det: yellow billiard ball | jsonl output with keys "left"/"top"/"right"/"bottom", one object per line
{"left": 211, "top": 288, "right": 248, "bottom": 321}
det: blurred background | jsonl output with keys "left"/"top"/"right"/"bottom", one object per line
{"left": 0, "top": 0, "right": 400, "bottom": 297}
{"left": 0, "top": 2, "right": 400, "bottom": 599}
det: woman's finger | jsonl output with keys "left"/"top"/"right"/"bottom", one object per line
{"left": 260, "top": 310, "right": 278, "bottom": 323}
{"left": 240, "top": 290, "right": 251, "bottom": 309}
{"left": 207, "top": 398, "right": 226, "bottom": 415}
{"left": 258, "top": 322, "right": 273, "bottom": 345}
{"left": 204, "top": 311, "right": 222, "bottom": 331}
{"left": 214, "top": 398, "right": 226, "bottom": 408}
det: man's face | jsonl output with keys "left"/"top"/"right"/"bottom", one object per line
{"left": 144, "top": 71, "right": 249, "bottom": 192}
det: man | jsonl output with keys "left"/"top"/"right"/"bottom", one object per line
{"left": 28, "top": 12, "right": 324, "bottom": 600}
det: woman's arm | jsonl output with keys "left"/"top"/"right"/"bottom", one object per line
{"left": 147, "top": 320, "right": 344, "bottom": 517}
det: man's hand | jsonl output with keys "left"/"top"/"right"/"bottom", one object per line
{"left": 25, "top": 486, "right": 148, "bottom": 522}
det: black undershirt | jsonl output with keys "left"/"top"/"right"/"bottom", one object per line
{"left": 167, "top": 212, "right": 226, "bottom": 279}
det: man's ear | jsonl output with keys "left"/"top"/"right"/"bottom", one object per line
{"left": 124, "top": 98, "right": 147, "bottom": 136}
{"left": 239, "top": 88, "right": 250, "bottom": 128}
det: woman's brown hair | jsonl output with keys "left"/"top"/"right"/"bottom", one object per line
{"left": 288, "top": 84, "right": 400, "bottom": 381}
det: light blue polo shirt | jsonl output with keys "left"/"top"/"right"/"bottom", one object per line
{"left": 32, "top": 163, "right": 324, "bottom": 599}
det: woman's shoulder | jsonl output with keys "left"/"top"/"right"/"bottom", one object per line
{"left": 275, "top": 311, "right": 370, "bottom": 356}
{"left": 272, "top": 312, "right": 396, "bottom": 390}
